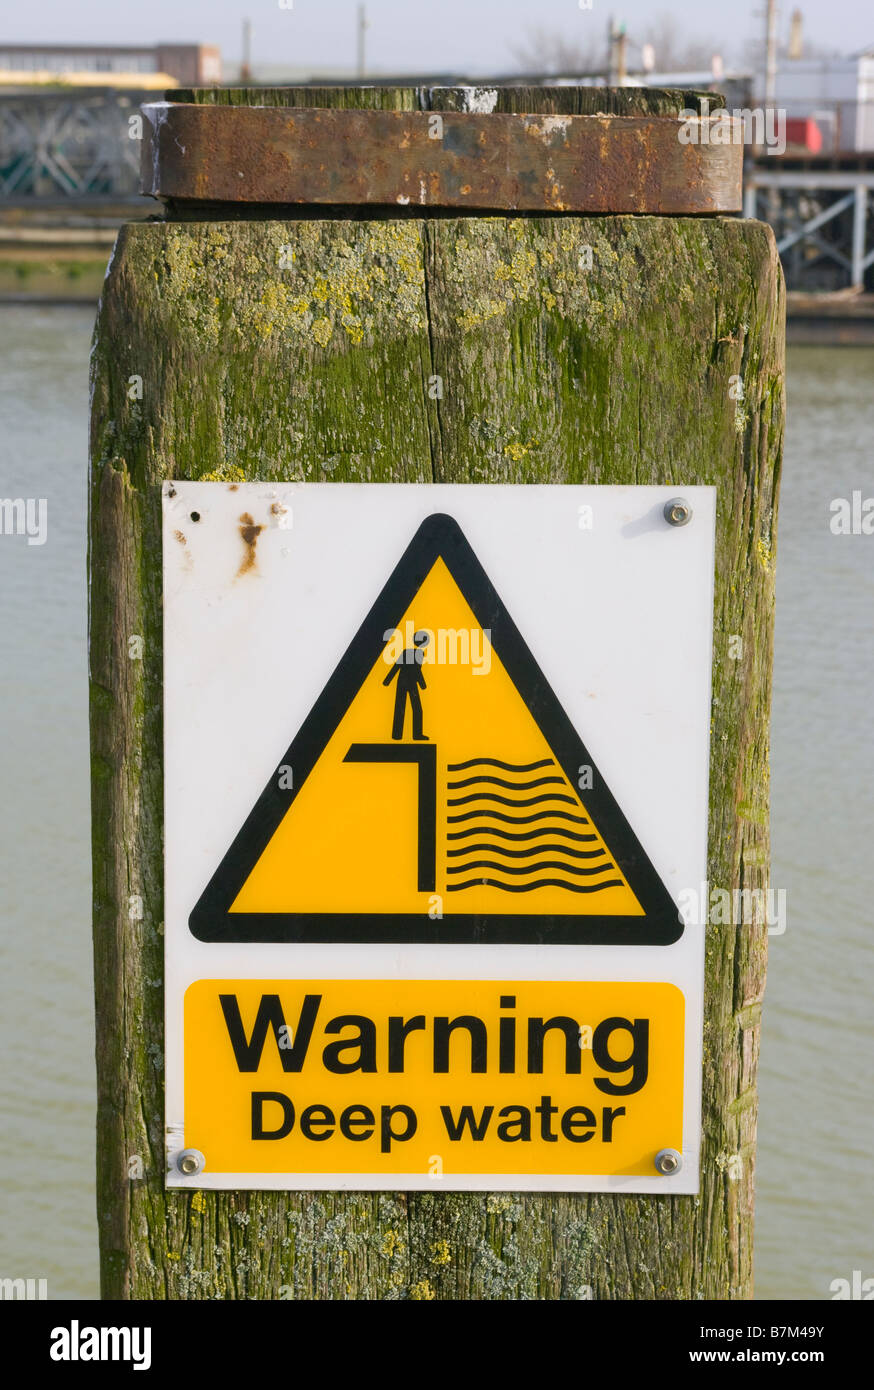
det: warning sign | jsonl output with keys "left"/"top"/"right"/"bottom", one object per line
{"left": 190, "top": 513, "right": 681, "bottom": 946}
{"left": 185, "top": 979, "right": 683, "bottom": 1178}
{"left": 163, "top": 482, "right": 715, "bottom": 1193}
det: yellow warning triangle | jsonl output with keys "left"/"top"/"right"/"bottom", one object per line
{"left": 190, "top": 515, "right": 682, "bottom": 946}
{"left": 232, "top": 555, "right": 639, "bottom": 917}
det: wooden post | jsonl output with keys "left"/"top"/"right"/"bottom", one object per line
{"left": 89, "top": 85, "right": 784, "bottom": 1300}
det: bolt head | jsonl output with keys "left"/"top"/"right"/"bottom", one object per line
{"left": 654, "top": 1147, "right": 683, "bottom": 1176}
{"left": 664, "top": 498, "right": 692, "bottom": 527}
{"left": 176, "top": 1147, "right": 205, "bottom": 1177}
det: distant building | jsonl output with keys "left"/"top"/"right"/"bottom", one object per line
{"left": 775, "top": 48, "right": 874, "bottom": 152}
{"left": 0, "top": 43, "right": 221, "bottom": 88}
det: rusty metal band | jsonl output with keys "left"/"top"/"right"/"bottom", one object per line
{"left": 140, "top": 104, "right": 743, "bottom": 214}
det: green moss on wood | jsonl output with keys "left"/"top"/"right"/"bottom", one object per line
{"left": 90, "top": 202, "right": 783, "bottom": 1300}
{"left": 170, "top": 85, "right": 723, "bottom": 118}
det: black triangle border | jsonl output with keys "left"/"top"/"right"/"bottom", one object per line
{"left": 188, "top": 512, "right": 684, "bottom": 946}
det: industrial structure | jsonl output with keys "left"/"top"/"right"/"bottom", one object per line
{"left": 0, "top": 43, "right": 221, "bottom": 88}
{"left": 0, "top": 32, "right": 872, "bottom": 323}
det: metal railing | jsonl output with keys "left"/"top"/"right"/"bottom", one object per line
{"left": 0, "top": 89, "right": 143, "bottom": 199}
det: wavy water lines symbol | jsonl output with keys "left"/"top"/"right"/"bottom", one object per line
{"left": 443, "top": 757, "right": 623, "bottom": 894}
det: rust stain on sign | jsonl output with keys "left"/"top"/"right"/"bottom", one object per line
{"left": 238, "top": 512, "right": 264, "bottom": 576}
{"left": 141, "top": 106, "right": 743, "bottom": 214}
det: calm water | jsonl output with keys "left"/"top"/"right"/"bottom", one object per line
{"left": 757, "top": 345, "right": 874, "bottom": 1299}
{"left": 0, "top": 305, "right": 871, "bottom": 1300}
{"left": 0, "top": 307, "right": 96, "bottom": 1299}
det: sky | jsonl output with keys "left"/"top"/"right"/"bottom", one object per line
{"left": 4, "top": 0, "right": 870, "bottom": 75}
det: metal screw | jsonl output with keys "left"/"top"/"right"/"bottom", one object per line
{"left": 664, "top": 497, "right": 692, "bottom": 527}
{"left": 176, "top": 1147, "right": 205, "bottom": 1177}
{"left": 654, "top": 1147, "right": 683, "bottom": 1176}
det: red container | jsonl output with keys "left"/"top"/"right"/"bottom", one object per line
{"left": 785, "top": 117, "right": 823, "bottom": 152}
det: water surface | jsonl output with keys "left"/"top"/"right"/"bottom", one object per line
{"left": 0, "top": 308, "right": 871, "bottom": 1299}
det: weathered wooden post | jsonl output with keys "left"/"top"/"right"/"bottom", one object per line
{"left": 90, "top": 85, "right": 783, "bottom": 1300}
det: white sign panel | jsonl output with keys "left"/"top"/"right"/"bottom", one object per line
{"left": 163, "top": 483, "right": 715, "bottom": 1193}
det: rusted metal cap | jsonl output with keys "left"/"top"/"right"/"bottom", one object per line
{"left": 140, "top": 102, "right": 742, "bottom": 215}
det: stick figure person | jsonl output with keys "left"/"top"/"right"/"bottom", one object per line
{"left": 383, "top": 630, "right": 430, "bottom": 740}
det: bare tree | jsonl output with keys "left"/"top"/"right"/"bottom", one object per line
{"left": 639, "top": 12, "right": 716, "bottom": 71}
{"left": 737, "top": 32, "right": 842, "bottom": 72}
{"left": 511, "top": 12, "right": 718, "bottom": 78}
{"left": 510, "top": 25, "right": 607, "bottom": 76}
